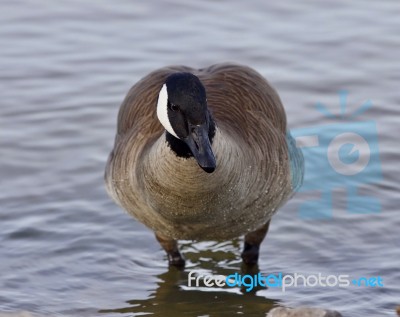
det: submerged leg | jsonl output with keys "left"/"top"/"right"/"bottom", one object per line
{"left": 155, "top": 233, "right": 185, "bottom": 267}
{"left": 241, "top": 220, "right": 271, "bottom": 265}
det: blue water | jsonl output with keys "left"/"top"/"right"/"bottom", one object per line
{"left": 1, "top": 1, "right": 399, "bottom": 316}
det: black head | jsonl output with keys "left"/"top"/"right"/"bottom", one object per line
{"left": 156, "top": 72, "right": 216, "bottom": 173}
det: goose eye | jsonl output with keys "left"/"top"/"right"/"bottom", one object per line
{"left": 170, "top": 104, "right": 179, "bottom": 112}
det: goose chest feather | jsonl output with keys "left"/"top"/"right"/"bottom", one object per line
{"left": 105, "top": 63, "right": 303, "bottom": 265}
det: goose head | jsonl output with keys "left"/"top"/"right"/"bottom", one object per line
{"left": 157, "top": 72, "right": 216, "bottom": 173}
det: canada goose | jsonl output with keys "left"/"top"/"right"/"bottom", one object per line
{"left": 105, "top": 63, "right": 303, "bottom": 267}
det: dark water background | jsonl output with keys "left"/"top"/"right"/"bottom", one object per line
{"left": 1, "top": 1, "right": 399, "bottom": 316}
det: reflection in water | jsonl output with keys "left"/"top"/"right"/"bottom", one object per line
{"left": 99, "top": 241, "right": 279, "bottom": 316}
{"left": 1, "top": 0, "right": 399, "bottom": 316}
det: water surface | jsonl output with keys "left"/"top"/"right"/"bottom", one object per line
{"left": 1, "top": 1, "right": 399, "bottom": 316}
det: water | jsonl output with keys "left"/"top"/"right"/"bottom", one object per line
{"left": 1, "top": 0, "right": 399, "bottom": 316}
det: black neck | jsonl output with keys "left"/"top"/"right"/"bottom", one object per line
{"left": 166, "top": 113, "right": 216, "bottom": 158}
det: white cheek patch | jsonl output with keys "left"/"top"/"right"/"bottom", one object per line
{"left": 156, "top": 84, "right": 179, "bottom": 139}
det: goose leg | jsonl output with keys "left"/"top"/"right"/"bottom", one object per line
{"left": 241, "top": 220, "right": 271, "bottom": 265}
{"left": 155, "top": 233, "right": 185, "bottom": 267}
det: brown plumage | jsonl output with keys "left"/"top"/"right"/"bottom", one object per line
{"left": 105, "top": 63, "right": 303, "bottom": 266}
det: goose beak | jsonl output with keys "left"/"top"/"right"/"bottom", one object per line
{"left": 185, "top": 124, "right": 216, "bottom": 173}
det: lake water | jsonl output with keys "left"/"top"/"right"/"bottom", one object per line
{"left": 1, "top": 0, "right": 399, "bottom": 316}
